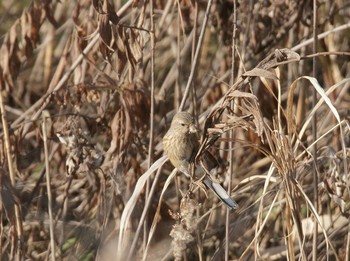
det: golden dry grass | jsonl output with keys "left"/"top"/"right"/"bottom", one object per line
{"left": 1, "top": 0, "right": 350, "bottom": 260}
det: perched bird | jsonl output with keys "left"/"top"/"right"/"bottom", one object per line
{"left": 163, "top": 111, "right": 238, "bottom": 209}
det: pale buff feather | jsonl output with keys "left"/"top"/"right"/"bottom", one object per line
{"left": 163, "top": 112, "right": 238, "bottom": 209}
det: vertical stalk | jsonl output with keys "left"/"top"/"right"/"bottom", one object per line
{"left": 226, "top": 0, "right": 237, "bottom": 260}
{"left": 179, "top": 0, "right": 213, "bottom": 111}
{"left": 312, "top": 0, "right": 318, "bottom": 260}
{"left": 144, "top": 0, "right": 156, "bottom": 254}
{"left": 42, "top": 114, "right": 56, "bottom": 261}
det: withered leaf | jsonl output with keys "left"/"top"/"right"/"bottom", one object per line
{"left": 243, "top": 68, "right": 279, "bottom": 80}
{"left": 28, "top": 4, "right": 42, "bottom": 44}
{"left": 99, "top": 14, "right": 112, "bottom": 48}
{"left": 43, "top": 1, "right": 59, "bottom": 28}
{"left": 128, "top": 30, "right": 142, "bottom": 63}
{"left": 93, "top": 0, "right": 120, "bottom": 24}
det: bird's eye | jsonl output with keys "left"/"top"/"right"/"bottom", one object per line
{"left": 181, "top": 123, "right": 185, "bottom": 126}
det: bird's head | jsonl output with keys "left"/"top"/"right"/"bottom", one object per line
{"left": 170, "top": 112, "right": 198, "bottom": 135}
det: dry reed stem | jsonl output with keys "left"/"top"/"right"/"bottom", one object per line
{"left": 0, "top": 1, "right": 350, "bottom": 260}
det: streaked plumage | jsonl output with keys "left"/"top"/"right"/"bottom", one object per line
{"left": 163, "top": 112, "right": 238, "bottom": 210}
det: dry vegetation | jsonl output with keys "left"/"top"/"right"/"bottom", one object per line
{"left": 1, "top": 0, "right": 350, "bottom": 260}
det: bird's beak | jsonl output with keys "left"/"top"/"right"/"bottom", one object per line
{"left": 189, "top": 124, "right": 197, "bottom": 133}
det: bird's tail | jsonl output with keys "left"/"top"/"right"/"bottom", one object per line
{"left": 203, "top": 177, "right": 239, "bottom": 210}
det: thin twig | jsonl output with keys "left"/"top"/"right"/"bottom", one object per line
{"left": 312, "top": 0, "right": 319, "bottom": 260}
{"left": 300, "top": 51, "right": 350, "bottom": 59}
{"left": 42, "top": 113, "right": 56, "bottom": 261}
{"left": 292, "top": 22, "right": 350, "bottom": 51}
{"left": 191, "top": 2, "right": 203, "bottom": 260}
{"left": 178, "top": 0, "right": 213, "bottom": 111}
{"left": 226, "top": 1, "right": 238, "bottom": 260}
{"left": 127, "top": 166, "right": 163, "bottom": 260}
{"left": 175, "top": 0, "right": 182, "bottom": 111}
{"left": 144, "top": 0, "right": 156, "bottom": 255}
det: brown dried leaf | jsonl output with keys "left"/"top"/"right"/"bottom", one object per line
{"left": 128, "top": 30, "right": 142, "bottom": 63}
{"left": 107, "top": 107, "right": 132, "bottom": 157}
{"left": 28, "top": 4, "right": 42, "bottom": 44}
{"left": 121, "top": 82, "right": 150, "bottom": 127}
{"left": 113, "top": 26, "right": 128, "bottom": 77}
{"left": 132, "top": 0, "right": 139, "bottom": 8}
{"left": 243, "top": 68, "right": 279, "bottom": 80}
{"left": 43, "top": 1, "right": 59, "bottom": 28}
{"left": 93, "top": 0, "right": 120, "bottom": 24}
{"left": 0, "top": 27, "right": 20, "bottom": 89}
{"left": 226, "top": 89, "right": 258, "bottom": 100}
{"left": 99, "top": 14, "right": 112, "bottom": 48}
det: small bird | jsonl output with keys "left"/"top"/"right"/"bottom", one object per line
{"left": 163, "top": 111, "right": 238, "bottom": 209}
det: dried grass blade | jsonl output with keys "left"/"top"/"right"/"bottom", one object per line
{"left": 117, "top": 155, "right": 167, "bottom": 258}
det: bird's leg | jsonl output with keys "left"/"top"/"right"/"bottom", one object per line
{"left": 188, "top": 159, "right": 210, "bottom": 197}
{"left": 190, "top": 179, "right": 208, "bottom": 198}
{"left": 199, "top": 155, "right": 222, "bottom": 183}
{"left": 198, "top": 159, "right": 210, "bottom": 181}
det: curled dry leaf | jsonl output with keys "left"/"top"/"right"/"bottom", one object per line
{"left": 206, "top": 90, "right": 264, "bottom": 140}
{"left": 243, "top": 68, "right": 279, "bottom": 80}
{"left": 99, "top": 14, "right": 113, "bottom": 51}
{"left": 115, "top": 27, "right": 128, "bottom": 77}
{"left": 93, "top": 0, "right": 120, "bottom": 25}
{"left": 128, "top": 30, "right": 142, "bottom": 63}
{"left": 107, "top": 82, "right": 150, "bottom": 157}
{"left": 121, "top": 82, "right": 150, "bottom": 129}
{"left": 0, "top": 3, "right": 51, "bottom": 90}
{"left": 0, "top": 25, "right": 20, "bottom": 89}
{"left": 107, "top": 107, "right": 131, "bottom": 160}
